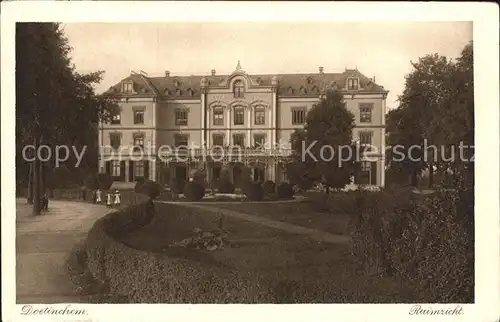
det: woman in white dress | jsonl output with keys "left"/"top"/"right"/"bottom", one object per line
{"left": 106, "top": 192, "right": 112, "bottom": 208}
{"left": 114, "top": 190, "right": 121, "bottom": 208}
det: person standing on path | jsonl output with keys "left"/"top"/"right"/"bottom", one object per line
{"left": 96, "top": 189, "right": 102, "bottom": 205}
{"left": 106, "top": 191, "right": 112, "bottom": 208}
{"left": 114, "top": 190, "right": 121, "bottom": 208}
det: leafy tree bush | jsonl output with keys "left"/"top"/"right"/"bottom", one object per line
{"left": 232, "top": 164, "right": 252, "bottom": 189}
{"left": 184, "top": 182, "right": 205, "bottom": 201}
{"left": 217, "top": 178, "right": 235, "bottom": 194}
{"left": 140, "top": 180, "right": 161, "bottom": 199}
{"left": 97, "top": 173, "right": 113, "bottom": 190}
{"left": 287, "top": 90, "right": 357, "bottom": 194}
{"left": 277, "top": 183, "right": 294, "bottom": 200}
{"left": 262, "top": 180, "right": 276, "bottom": 194}
{"left": 169, "top": 177, "right": 186, "bottom": 194}
{"left": 243, "top": 183, "right": 264, "bottom": 201}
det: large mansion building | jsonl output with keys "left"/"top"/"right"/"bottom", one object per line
{"left": 98, "top": 62, "right": 388, "bottom": 187}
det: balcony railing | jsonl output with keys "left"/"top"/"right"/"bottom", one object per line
{"left": 159, "top": 147, "right": 293, "bottom": 161}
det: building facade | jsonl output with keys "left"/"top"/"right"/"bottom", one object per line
{"left": 98, "top": 62, "right": 388, "bottom": 187}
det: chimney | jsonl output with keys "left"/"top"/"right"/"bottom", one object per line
{"left": 211, "top": 69, "right": 216, "bottom": 76}
{"left": 319, "top": 66, "right": 324, "bottom": 74}
{"left": 165, "top": 70, "right": 170, "bottom": 77}
{"left": 373, "top": 76, "right": 376, "bottom": 83}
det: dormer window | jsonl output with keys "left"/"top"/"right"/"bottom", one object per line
{"left": 233, "top": 80, "right": 245, "bottom": 98}
{"left": 187, "top": 88, "right": 194, "bottom": 96}
{"left": 347, "top": 78, "right": 359, "bottom": 90}
{"left": 122, "top": 82, "right": 133, "bottom": 93}
{"left": 173, "top": 79, "right": 180, "bottom": 87}
{"left": 164, "top": 89, "right": 171, "bottom": 96}
{"left": 176, "top": 89, "right": 182, "bottom": 96}
{"left": 288, "top": 87, "right": 294, "bottom": 94}
{"left": 311, "top": 85, "right": 318, "bottom": 93}
{"left": 300, "top": 86, "right": 307, "bottom": 94}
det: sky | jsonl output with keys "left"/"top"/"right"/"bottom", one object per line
{"left": 62, "top": 22, "right": 472, "bottom": 108}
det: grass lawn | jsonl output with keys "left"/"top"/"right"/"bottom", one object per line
{"left": 202, "top": 201, "right": 351, "bottom": 235}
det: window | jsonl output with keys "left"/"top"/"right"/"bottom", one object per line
{"left": 254, "top": 108, "right": 265, "bottom": 125}
{"left": 134, "top": 109, "right": 145, "bottom": 124}
{"left": 234, "top": 108, "right": 244, "bottom": 125}
{"left": 292, "top": 108, "right": 306, "bottom": 125}
{"left": 359, "top": 103, "right": 373, "bottom": 123}
{"left": 212, "top": 134, "right": 224, "bottom": 147}
{"left": 233, "top": 80, "right": 245, "bottom": 98}
{"left": 233, "top": 134, "right": 245, "bottom": 147}
{"left": 359, "top": 132, "right": 373, "bottom": 152}
{"left": 134, "top": 160, "right": 145, "bottom": 177}
{"left": 174, "top": 134, "right": 189, "bottom": 148}
{"left": 123, "top": 82, "right": 133, "bottom": 93}
{"left": 347, "top": 78, "right": 359, "bottom": 90}
{"left": 133, "top": 134, "right": 144, "bottom": 152}
{"left": 213, "top": 109, "right": 224, "bottom": 126}
{"left": 109, "top": 133, "right": 121, "bottom": 150}
{"left": 111, "top": 112, "right": 121, "bottom": 125}
{"left": 175, "top": 109, "right": 188, "bottom": 125}
{"left": 112, "top": 160, "right": 121, "bottom": 177}
{"left": 253, "top": 134, "right": 266, "bottom": 148}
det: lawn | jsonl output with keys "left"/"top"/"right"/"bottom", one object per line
{"left": 201, "top": 200, "right": 351, "bottom": 235}
{"left": 120, "top": 202, "right": 413, "bottom": 302}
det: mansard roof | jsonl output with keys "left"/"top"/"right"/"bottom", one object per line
{"left": 106, "top": 68, "right": 388, "bottom": 99}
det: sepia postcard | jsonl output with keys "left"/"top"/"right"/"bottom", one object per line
{"left": 1, "top": 2, "right": 499, "bottom": 322}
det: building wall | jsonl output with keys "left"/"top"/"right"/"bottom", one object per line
{"left": 205, "top": 77, "right": 273, "bottom": 147}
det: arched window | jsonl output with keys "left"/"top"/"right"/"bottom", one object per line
{"left": 233, "top": 80, "right": 245, "bottom": 98}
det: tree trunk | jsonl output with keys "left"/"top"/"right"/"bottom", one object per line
{"left": 32, "top": 136, "right": 41, "bottom": 216}
{"left": 39, "top": 161, "right": 45, "bottom": 198}
{"left": 27, "top": 162, "right": 33, "bottom": 204}
{"left": 428, "top": 164, "right": 434, "bottom": 188}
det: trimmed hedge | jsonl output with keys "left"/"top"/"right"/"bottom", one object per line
{"left": 85, "top": 197, "right": 273, "bottom": 303}
{"left": 243, "top": 183, "right": 264, "bottom": 201}
{"left": 184, "top": 182, "right": 205, "bottom": 201}
{"left": 262, "top": 180, "right": 276, "bottom": 194}
{"left": 169, "top": 177, "right": 186, "bottom": 194}
{"left": 277, "top": 183, "right": 294, "bottom": 200}
{"left": 139, "top": 180, "right": 161, "bottom": 199}
{"left": 217, "top": 178, "right": 235, "bottom": 194}
{"left": 349, "top": 188, "right": 473, "bottom": 302}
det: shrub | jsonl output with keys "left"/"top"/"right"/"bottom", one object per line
{"left": 134, "top": 178, "right": 145, "bottom": 193}
{"left": 169, "top": 177, "right": 185, "bottom": 194}
{"left": 183, "top": 182, "right": 205, "bottom": 201}
{"left": 217, "top": 178, "right": 235, "bottom": 194}
{"left": 350, "top": 188, "right": 474, "bottom": 302}
{"left": 140, "top": 180, "right": 161, "bottom": 199}
{"left": 97, "top": 173, "right": 113, "bottom": 190}
{"left": 262, "top": 180, "right": 276, "bottom": 194}
{"left": 243, "top": 183, "right": 264, "bottom": 201}
{"left": 277, "top": 183, "right": 294, "bottom": 200}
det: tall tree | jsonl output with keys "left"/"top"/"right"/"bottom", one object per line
{"left": 287, "top": 90, "right": 357, "bottom": 194}
{"left": 16, "top": 23, "right": 118, "bottom": 215}
{"left": 386, "top": 41, "right": 473, "bottom": 188}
